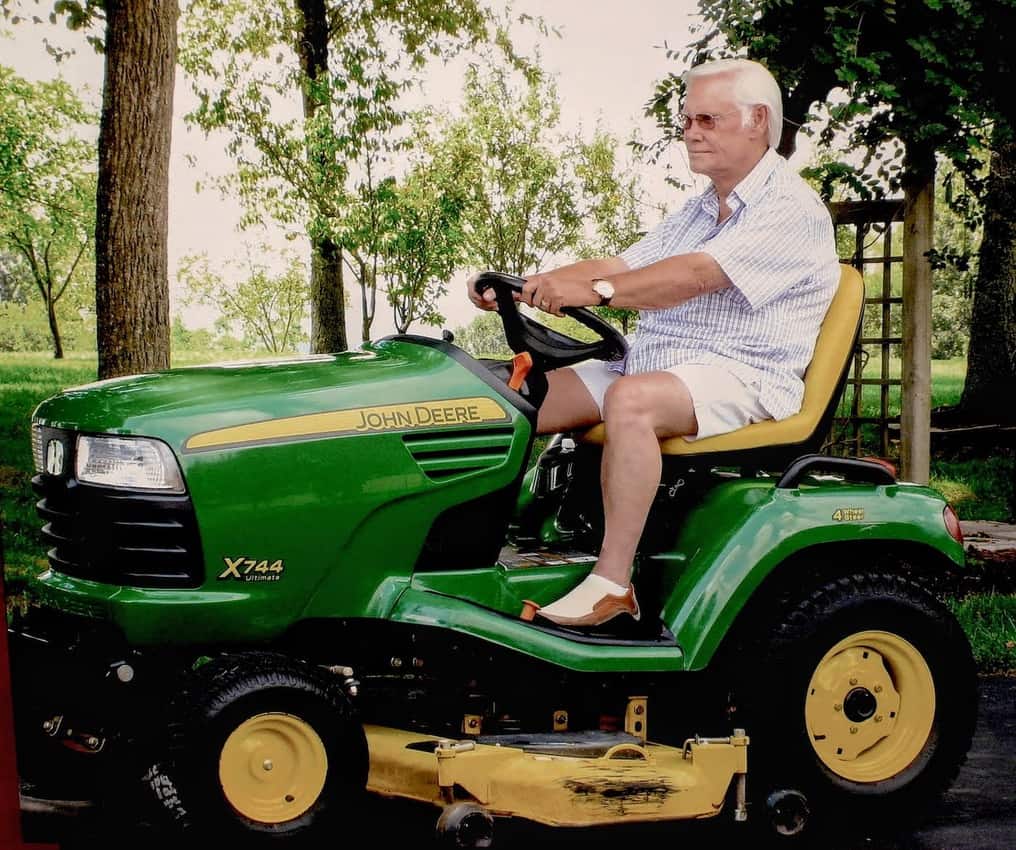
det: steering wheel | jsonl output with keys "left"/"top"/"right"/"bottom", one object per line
{"left": 472, "top": 271, "right": 628, "bottom": 374}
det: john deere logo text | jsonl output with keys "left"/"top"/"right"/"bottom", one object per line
{"left": 355, "top": 402, "right": 490, "bottom": 432}
{"left": 218, "top": 556, "right": 285, "bottom": 582}
{"left": 185, "top": 397, "right": 509, "bottom": 451}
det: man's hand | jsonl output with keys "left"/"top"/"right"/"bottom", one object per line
{"left": 466, "top": 272, "right": 501, "bottom": 311}
{"left": 468, "top": 259, "right": 621, "bottom": 314}
{"left": 522, "top": 270, "right": 601, "bottom": 316}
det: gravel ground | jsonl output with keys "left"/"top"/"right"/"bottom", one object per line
{"left": 19, "top": 675, "right": 1014, "bottom": 850}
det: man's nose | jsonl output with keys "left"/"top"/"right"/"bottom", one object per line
{"left": 684, "top": 123, "right": 705, "bottom": 141}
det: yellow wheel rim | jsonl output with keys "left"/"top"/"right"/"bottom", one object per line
{"left": 804, "top": 630, "right": 935, "bottom": 783}
{"left": 219, "top": 712, "right": 328, "bottom": 824}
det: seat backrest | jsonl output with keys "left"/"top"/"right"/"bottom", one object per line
{"left": 580, "top": 263, "right": 865, "bottom": 465}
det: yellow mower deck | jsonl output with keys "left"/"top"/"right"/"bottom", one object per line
{"left": 365, "top": 724, "right": 749, "bottom": 827}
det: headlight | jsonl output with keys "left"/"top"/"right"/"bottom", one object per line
{"left": 75, "top": 435, "right": 185, "bottom": 493}
{"left": 32, "top": 424, "right": 45, "bottom": 473}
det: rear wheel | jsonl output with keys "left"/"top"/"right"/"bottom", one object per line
{"left": 740, "top": 572, "right": 976, "bottom": 839}
{"left": 147, "top": 652, "right": 367, "bottom": 843}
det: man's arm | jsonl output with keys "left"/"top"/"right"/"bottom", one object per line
{"left": 523, "top": 252, "right": 731, "bottom": 314}
{"left": 469, "top": 257, "right": 629, "bottom": 311}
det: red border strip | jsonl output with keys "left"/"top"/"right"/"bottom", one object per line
{"left": 1, "top": 576, "right": 56, "bottom": 850}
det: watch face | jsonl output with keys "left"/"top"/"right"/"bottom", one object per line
{"left": 594, "top": 279, "right": 614, "bottom": 299}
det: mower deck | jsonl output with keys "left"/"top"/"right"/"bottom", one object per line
{"left": 365, "top": 724, "right": 748, "bottom": 827}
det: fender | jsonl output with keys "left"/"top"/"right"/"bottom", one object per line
{"left": 659, "top": 478, "right": 965, "bottom": 669}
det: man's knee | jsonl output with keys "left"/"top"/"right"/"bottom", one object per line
{"left": 603, "top": 375, "right": 658, "bottom": 421}
{"left": 603, "top": 373, "right": 696, "bottom": 435}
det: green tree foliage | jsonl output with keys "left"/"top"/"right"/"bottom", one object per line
{"left": 573, "top": 129, "right": 664, "bottom": 334}
{"left": 445, "top": 62, "right": 665, "bottom": 349}
{"left": 450, "top": 310, "right": 510, "bottom": 359}
{"left": 931, "top": 167, "right": 979, "bottom": 359}
{"left": 648, "top": 1, "right": 1004, "bottom": 190}
{"left": 178, "top": 0, "right": 495, "bottom": 349}
{"left": 383, "top": 127, "right": 471, "bottom": 334}
{"left": 436, "top": 65, "right": 582, "bottom": 276}
{"left": 170, "top": 315, "right": 215, "bottom": 353}
{"left": 433, "top": 64, "right": 659, "bottom": 331}
{"left": 0, "top": 66, "right": 96, "bottom": 358}
{"left": 177, "top": 252, "right": 310, "bottom": 353}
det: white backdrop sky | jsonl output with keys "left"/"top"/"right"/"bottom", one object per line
{"left": 2, "top": 1, "right": 812, "bottom": 344}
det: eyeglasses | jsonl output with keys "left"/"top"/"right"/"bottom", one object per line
{"left": 677, "top": 110, "right": 741, "bottom": 132}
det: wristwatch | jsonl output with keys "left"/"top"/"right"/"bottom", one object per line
{"left": 591, "top": 278, "right": 615, "bottom": 307}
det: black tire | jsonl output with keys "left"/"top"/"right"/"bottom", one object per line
{"left": 146, "top": 652, "right": 368, "bottom": 843}
{"left": 737, "top": 572, "right": 977, "bottom": 840}
{"left": 436, "top": 802, "right": 495, "bottom": 849}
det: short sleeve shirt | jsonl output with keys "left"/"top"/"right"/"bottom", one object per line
{"left": 618, "top": 147, "right": 840, "bottom": 420}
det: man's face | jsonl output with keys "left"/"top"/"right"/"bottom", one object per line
{"left": 682, "top": 73, "right": 768, "bottom": 185}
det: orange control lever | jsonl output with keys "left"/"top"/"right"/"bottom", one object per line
{"left": 508, "top": 352, "right": 533, "bottom": 391}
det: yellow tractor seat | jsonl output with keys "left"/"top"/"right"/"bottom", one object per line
{"left": 579, "top": 264, "right": 864, "bottom": 469}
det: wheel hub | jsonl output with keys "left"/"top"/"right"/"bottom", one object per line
{"left": 804, "top": 630, "right": 935, "bottom": 783}
{"left": 219, "top": 712, "right": 328, "bottom": 824}
{"left": 843, "top": 686, "right": 878, "bottom": 723}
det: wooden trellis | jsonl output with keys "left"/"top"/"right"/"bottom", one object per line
{"left": 827, "top": 199, "right": 906, "bottom": 458}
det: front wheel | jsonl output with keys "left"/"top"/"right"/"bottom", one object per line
{"left": 146, "top": 652, "right": 368, "bottom": 843}
{"left": 740, "top": 572, "right": 977, "bottom": 839}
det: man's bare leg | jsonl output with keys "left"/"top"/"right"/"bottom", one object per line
{"left": 595, "top": 373, "right": 697, "bottom": 584}
{"left": 538, "top": 372, "right": 696, "bottom": 626}
{"left": 536, "top": 368, "right": 603, "bottom": 435}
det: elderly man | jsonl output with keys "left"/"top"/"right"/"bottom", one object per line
{"left": 468, "top": 58, "right": 839, "bottom": 629}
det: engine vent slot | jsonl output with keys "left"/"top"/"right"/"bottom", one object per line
{"left": 403, "top": 427, "right": 514, "bottom": 480}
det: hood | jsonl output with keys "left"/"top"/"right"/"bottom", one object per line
{"left": 31, "top": 338, "right": 519, "bottom": 454}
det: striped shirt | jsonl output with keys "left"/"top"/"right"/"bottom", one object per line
{"left": 617, "top": 147, "right": 840, "bottom": 420}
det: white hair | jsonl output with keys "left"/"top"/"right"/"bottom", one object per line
{"left": 685, "top": 58, "right": 783, "bottom": 149}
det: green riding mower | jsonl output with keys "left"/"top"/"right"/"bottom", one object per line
{"left": 7, "top": 265, "right": 976, "bottom": 845}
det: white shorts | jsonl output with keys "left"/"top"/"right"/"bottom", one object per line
{"left": 570, "top": 359, "right": 770, "bottom": 441}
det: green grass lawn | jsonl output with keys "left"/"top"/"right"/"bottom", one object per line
{"left": 831, "top": 356, "right": 1015, "bottom": 521}
{"left": 2, "top": 351, "right": 1013, "bottom": 673}
{"left": 949, "top": 591, "right": 1016, "bottom": 674}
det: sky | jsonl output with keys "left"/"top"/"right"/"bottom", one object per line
{"left": 2, "top": 1, "right": 810, "bottom": 344}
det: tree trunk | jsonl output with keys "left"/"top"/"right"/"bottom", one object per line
{"left": 310, "top": 236, "right": 346, "bottom": 352}
{"left": 900, "top": 144, "right": 935, "bottom": 484}
{"left": 298, "top": 0, "right": 347, "bottom": 353}
{"left": 359, "top": 259, "right": 374, "bottom": 344}
{"left": 94, "top": 0, "right": 177, "bottom": 379}
{"left": 46, "top": 296, "right": 64, "bottom": 359}
{"left": 956, "top": 135, "right": 1016, "bottom": 424}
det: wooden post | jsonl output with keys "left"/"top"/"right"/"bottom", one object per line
{"left": 901, "top": 152, "right": 935, "bottom": 484}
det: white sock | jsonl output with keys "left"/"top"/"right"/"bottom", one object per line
{"left": 540, "top": 573, "right": 630, "bottom": 618}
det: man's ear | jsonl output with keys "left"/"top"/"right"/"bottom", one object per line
{"left": 751, "top": 104, "right": 768, "bottom": 132}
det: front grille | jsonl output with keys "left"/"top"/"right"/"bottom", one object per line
{"left": 31, "top": 430, "right": 203, "bottom": 588}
